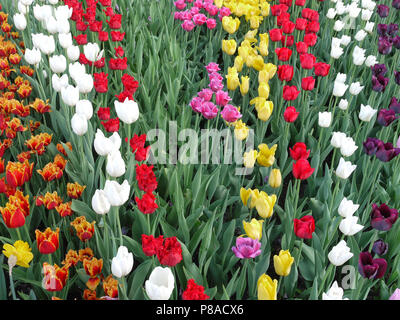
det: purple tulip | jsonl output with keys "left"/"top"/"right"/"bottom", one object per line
{"left": 376, "top": 142, "right": 400, "bottom": 162}
{"left": 388, "top": 24, "right": 399, "bottom": 36}
{"left": 394, "top": 36, "right": 400, "bottom": 49}
{"left": 201, "top": 101, "right": 219, "bottom": 119}
{"left": 372, "top": 239, "right": 389, "bottom": 256}
{"left": 377, "top": 24, "right": 388, "bottom": 37}
{"left": 377, "top": 4, "right": 390, "bottom": 17}
{"left": 389, "top": 97, "right": 400, "bottom": 113}
{"left": 394, "top": 0, "right": 400, "bottom": 9}
{"left": 372, "top": 75, "right": 390, "bottom": 92}
{"left": 390, "top": 289, "right": 400, "bottom": 300}
{"left": 358, "top": 252, "right": 387, "bottom": 279}
{"left": 232, "top": 237, "right": 261, "bottom": 259}
{"left": 378, "top": 37, "right": 393, "bottom": 55}
{"left": 371, "top": 203, "right": 399, "bottom": 231}
{"left": 363, "top": 137, "right": 383, "bottom": 156}
{"left": 371, "top": 64, "right": 388, "bottom": 77}
{"left": 377, "top": 109, "right": 398, "bottom": 126}
{"left": 395, "top": 71, "right": 400, "bottom": 85}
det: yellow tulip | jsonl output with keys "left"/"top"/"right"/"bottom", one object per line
{"left": 256, "top": 100, "right": 273, "bottom": 121}
{"left": 240, "top": 187, "right": 253, "bottom": 207}
{"left": 222, "top": 39, "right": 237, "bottom": 56}
{"left": 263, "top": 63, "right": 277, "bottom": 79}
{"left": 257, "top": 274, "right": 278, "bottom": 300}
{"left": 269, "top": 169, "right": 282, "bottom": 188}
{"left": 254, "top": 191, "right": 277, "bottom": 218}
{"left": 257, "top": 143, "right": 277, "bottom": 167}
{"left": 2, "top": 240, "right": 33, "bottom": 268}
{"left": 243, "top": 218, "right": 264, "bottom": 240}
{"left": 214, "top": 0, "right": 223, "bottom": 8}
{"left": 222, "top": 16, "right": 240, "bottom": 34}
{"left": 240, "top": 76, "right": 250, "bottom": 95}
{"left": 250, "top": 15, "right": 262, "bottom": 29}
{"left": 261, "top": 2, "right": 271, "bottom": 16}
{"left": 252, "top": 55, "right": 265, "bottom": 72}
{"left": 243, "top": 150, "right": 258, "bottom": 168}
{"left": 258, "top": 81, "right": 270, "bottom": 99}
{"left": 226, "top": 73, "right": 240, "bottom": 91}
{"left": 250, "top": 96, "right": 267, "bottom": 109}
{"left": 258, "top": 69, "right": 270, "bottom": 83}
{"left": 238, "top": 45, "right": 251, "bottom": 61}
{"left": 234, "top": 120, "right": 249, "bottom": 140}
{"left": 234, "top": 56, "right": 244, "bottom": 72}
{"left": 259, "top": 41, "right": 269, "bottom": 56}
{"left": 274, "top": 250, "right": 295, "bottom": 276}
{"left": 259, "top": 33, "right": 269, "bottom": 44}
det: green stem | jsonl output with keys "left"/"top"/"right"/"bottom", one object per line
{"left": 9, "top": 269, "right": 17, "bottom": 300}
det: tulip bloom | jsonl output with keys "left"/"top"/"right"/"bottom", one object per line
{"left": 232, "top": 237, "right": 261, "bottom": 259}
{"left": 269, "top": 169, "right": 282, "bottom": 188}
{"left": 145, "top": 267, "right": 175, "bottom": 300}
{"left": 292, "top": 159, "right": 314, "bottom": 180}
{"left": 43, "top": 263, "right": 69, "bottom": 292}
{"left": 35, "top": 227, "right": 60, "bottom": 254}
{"left": 284, "top": 106, "right": 299, "bottom": 122}
{"left": 294, "top": 215, "right": 315, "bottom": 239}
{"left": 322, "top": 281, "right": 348, "bottom": 300}
{"left": 182, "top": 279, "right": 209, "bottom": 300}
{"left": 372, "top": 240, "right": 388, "bottom": 256}
{"left": 282, "top": 85, "right": 300, "bottom": 101}
{"left": 273, "top": 250, "right": 294, "bottom": 276}
{"left": 111, "top": 246, "right": 134, "bottom": 278}
{"left": 358, "top": 252, "right": 387, "bottom": 279}
{"left": 376, "top": 142, "right": 400, "bottom": 162}
{"left": 328, "top": 240, "right": 353, "bottom": 266}
{"left": 243, "top": 219, "right": 263, "bottom": 240}
{"left": 257, "top": 274, "right": 278, "bottom": 300}
{"left": 370, "top": 203, "right": 399, "bottom": 231}
{"left": 70, "top": 216, "right": 95, "bottom": 242}
{"left": 290, "top": 142, "right": 310, "bottom": 160}
{"left": 257, "top": 144, "right": 277, "bottom": 167}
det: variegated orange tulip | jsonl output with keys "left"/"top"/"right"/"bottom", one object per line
{"left": 35, "top": 227, "right": 60, "bottom": 254}
{"left": 1, "top": 22, "right": 11, "bottom": 33}
{"left": 0, "top": 57, "right": 8, "bottom": 69}
{"left": 37, "top": 162, "right": 63, "bottom": 181}
{"left": 56, "top": 142, "right": 72, "bottom": 157}
{"left": 8, "top": 53, "right": 21, "bottom": 65}
{"left": 19, "top": 65, "right": 34, "bottom": 76}
{"left": 42, "top": 263, "right": 69, "bottom": 292}
{"left": 0, "top": 190, "right": 29, "bottom": 228}
{"left": 11, "top": 102, "right": 30, "bottom": 117}
{"left": 71, "top": 216, "right": 95, "bottom": 242}
{"left": 10, "top": 32, "right": 19, "bottom": 39}
{"left": 25, "top": 137, "right": 45, "bottom": 155}
{"left": 55, "top": 201, "right": 72, "bottom": 217}
{"left": 7, "top": 117, "right": 26, "bottom": 133}
{"left": 79, "top": 247, "right": 94, "bottom": 262}
{"left": 83, "top": 289, "right": 98, "bottom": 300}
{"left": 0, "top": 75, "right": 9, "bottom": 90}
{"left": 62, "top": 249, "right": 79, "bottom": 268}
{"left": 17, "top": 83, "right": 32, "bottom": 99}
{"left": 83, "top": 257, "right": 103, "bottom": 290}
{"left": 6, "top": 160, "right": 33, "bottom": 188}
{"left": 35, "top": 191, "right": 63, "bottom": 210}
{"left": 53, "top": 154, "right": 67, "bottom": 170}
{"left": 103, "top": 275, "right": 118, "bottom": 298}
{"left": 29, "top": 120, "right": 40, "bottom": 132}
{"left": 0, "top": 177, "right": 16, "bottom": 197}
{"left": 67, "top": 182, "right": 86, "bottom": 199}
{"left": 17, "top": 151, "right": 33, "bottom": 163}
{"left": 31, "top": 98, "right": 51, "bottom": 113}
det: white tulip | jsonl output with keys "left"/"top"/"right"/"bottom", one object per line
{"left": 69, "top": 62, "right": 86, "bottom": 82}
{"left": 333, "top": 81, "right": 348, "bottom": 97}
{"left": 58, "top": 32, "right": 73, "bottom": 49}
{"left": 326, "top": 8, "right": 337, "bottom": 19}
{"left": 335, "top": 73, "right": 347, "bottom": 83}
{"left": 340, "top": 137, "right": 358, "bottom": 157}
{"left": 75, "top": 73, "right": 94, "bottom": 94}
{"left": 331, "top": 132, "right": 347, "bottom": 148}
{"left": 33, "top": 4, "right": 52, "bottom": 22}
{"left": 61, "top": 85, "right": 80, "bottom": 107}
{"left": 57, "top": 19, "right": 71, "bottom": 34}
{"left": 13, "top": 13, "right": 27, "bottom": 31}
{"left": 352, "top": 46, "right": 366, "bottom": 65}
{"left": 331, "top": 37, "right": 342, "bottom": 48}
{"left": 364, "top": 21, "right": 374, "bottom": 33}
{"left": 76, "top": 100, "right": 93, "bottom": 120}
{"left": 52, "top": 74, "right": 69, "bottom": 92}
{"left": 45, "top": 16, "right": 58, "bottom": 34}
{"left": 94, "top": 129, "right": 114, "bottom": 156}
{"left": 67, "top": 45, "right": 80, "bottom": 62}
{"left": 84, "top": 43, "right": 102, "bottom": 62}
{"left": 111, "top": 246, "right": 134, "bottom": 278}
{"left": 38, "top": 35, "right": 56, "bottom": 55}
{"left": 48, "top": 0, "right": 59, "bottom": 4}
{"left": 348, "top": 4, "right": 361, "bottom": 18}
{"left": 318, "top": 112, "right": 332, "bottom": 128}
{"left": 109, "top": 132, "right": 122, "bottom": 152}
{"left": 335, "top": 157, "right": 356, "bottom": 179}
{"left": 333, "top": 20, "right": 345, "bottom": 32}
{"left": 322, "top": 281, "right": 349, "bottom": 300}
{"left": 49, "top": 55, "right": 67, "bottom": 73}
{"left": 55, "top": 5, "right": 73, "bottom": 21}
{"left": 330, "top": 45, "right": 344, "bottom": 59}
{"left": 349, "top": 82, "right": 364, "bottom": 95}
{"left": 361, "top": 9, "right": 373, "bottom": 20}
{"left": 338, "top": 197, "right": 359, "bottom": 218}
{"left": 24, "top": 48, "right": 41, "bottom": 65}
{"left": 18, "top": 2, "right": 29, "bottom": 14}
{"left": 71, "top": 113, "right": 88, "bottom": 136}
{"left": 336, "top": 1, "right": 347, "bottom": 15}
{"left": 115, "top": 98, "right": 140, "bottom": 124}
{"left": 19, "top": 0, "right": 34, "bottom": 6}
{"left": 145, "top": 267, "right": 175, "bottom": 300}
{"left": 104, "top": 180, "right": 130, "bottom": 207}
{"left": 91, "top": 189, "right": 111, "bottom": 215}
{"left": 32, "top": 33, "right": 45, "bottom": 49}
{"left": 328, "top": 240, "right": 354, "bottom": 266}
{"left": 340, "top": 35, "right": 351, "bottom": 46}
{"left": 359, "top": 104, "right": 377, "bottom": 122}
{"left": 355, "top": 30, "right": 367, "bottom": 41}
{"left": 365, "top": 55, "right": 378, "bottom": 67}
{"left": 338, "top": 99, "right": 349, "bottom": 110}
{"left": 106, "top": 150, "right": 126, "bottom": 178}
{"left": 339, "top": 216, "right": 364, "bottom": 236}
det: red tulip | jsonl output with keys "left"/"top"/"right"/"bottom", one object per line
{"left": 282, "top": 20, "right": 295, "bottom": 34}
{"left": 294, "top": 215, "right": 315, "bottom": 239}
{"left": 275, "top": 47, "right": 292, "bottom": 61}
{"left": 300, "top": 53, "right": 316, "bottom": 69}
{"left": 283, "top": 85, "right": 300, "bottom": 101}
{"left": 296, "top": 41, "right": 308, "bottom": 54}
{"left": 301, "top": 76, "right": 315, "bottom": 91}
{"left": 295, "top": 18, "right": 307, "bottom": 30}
{"left": 314, "top": 62, "right": 330, "bottom": 77}
{"left": 290, "top": 142, "right": 311, "bottom": 160}
{"left": 281, "top": 35, "right": 294, "bottom": 47}
{"left": 304, "top": 33, "right": 318, "bottom": 47}
{"left": 277, "top": 12, "right": 290, "bottom": 27}
{"left": 278, "top": 65, "right": 294, "bottom": 82}
{"left": 284, "top": 106, "right": 299, "bottom": 122}
{"left": 270, "top": 28, "right": 283, "bottom": 41}
{"left": 293, "top": 159, "right": 315, "bottom": 179}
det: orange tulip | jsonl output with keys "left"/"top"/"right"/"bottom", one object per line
{"left": 83, "top": 289, "right": 98, "bottom": 300}
{"left": 42, "top": 263, "right": 69, "bottom": 292}
{"left": 8, "top": 53, "right": 21, "bottom": 65}
{"left": 62, "top": 249, "right": 79, "bottom": 268}
{"left": 37, "top": 162, "right": 63, "bottom": 181}
{"left": 6, "top": 160, "right": 33, "bottom": 188}
{"left": 79, "top": 247, "right": 94, "bottom": 262}
{"left": 56, "top": 142, "right": 72, "bottom": 157}
{"left": 67, "top": 182, "right": 86, "bottom": 199}
{"left": 71, "top": 216, "right": 95, "bottom": 242}
{"left": 31, "top": 98, "right": 51, "bottom": 113}
{"left": 35, "top": 192, "right": 63, "bottom": 210}
{"left": 35, "top": 227, "right": 60, "bottom": 254}
{"left": 0, "top": 191, "right": 29, "bottom": 228}
{"left": 103, "top": 275, "right": 118, "bottom": 298}
{"left": 55, "top": 201, "right": 72, "bottom": 217}
{"left": 53, "top": 154, "right": 67, "bottom": 170}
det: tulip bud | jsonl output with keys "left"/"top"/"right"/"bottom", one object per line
{"left": 318, "top": 112, "right": 332, "bottom": 127}
{"left": 269, "top": 169, "right": 282, "bottom": 188}
{"left": 145, "top": 267, "right": 175, "bottom": 300}
{"left": 71, "top": 113, "right": 88, "bottom": 136}
{"left": 257, "top": 274, "right": 277, "bottom": 300}
{"left": 328, "top": 240, "right": 353, "bottom": 266}
{"left": 335, "top": 157, "right": 356, "bottom": 179}
{"left": 24, "top": 48, "right": 42, "bottom": 66}
{"left": 91, "top": 189, "right": 111, "bottom": 215}
{"left": 49, "top": 55, "right": 67, "bottom": 73}
{"left": 84, "top": 43, "right": 102, "bottom": 62}
{"left": 111, "top": 246, "right": 134, "bottom": 278}
{"left": 75, "top": 74, "right": 94, "bottom": 94}
{"left": 58, "top": 33, "right": 73, "bottom": 49}
{"left": 13, "top": 13, "right": 27, "bottom": 31}
{"left": 242, "top": 219, "right": 263, "bottom": 240}
{"left": 93, "top": 129, "right": 114, "bottom": 156}
{"left": 273, "top": 250, "right": 294, "bottom": 276}
{"left": 76, "top": 100, "right": 93, "bottom": 120}
{"left": 67, "top": 45, "right": 80, "bottom": 61}
{"left": 104, "top": 180, "right": 130, "bottom": 207}
{"left": 52, "top": 74, "right": 69, "bottom": 92}
{"left": 114, "top": 98, "right": 139, "bottom": 124}
{"left": 106, "top": 150, "right": 126, "bottom": 178}
{"left": 61, "top": 85, "right": 80, "bottom": 107}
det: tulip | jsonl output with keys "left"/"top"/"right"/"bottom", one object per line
{"left": 33, "top": 5, "right": 52, "bottom": 22}
{"left": 35, "top": 228, "right": 60, "bottom": 254}
{"left": 372, "top": 239, "right": 388, "bottom": 256}
{"left": 76, "top": 100, "right": 93, "bottom": 120}
{"left": 337, "top": 99, "right": 348, "bottom": 110}
{"left": 43, "top": 263, "right": 69, "bottom": 292}
{"left": 234, "top": 120, "right": 249, "bottom": 141}
{"left": 355, "top": 30, "right": 367, "bottom": 41}
{"left": 242, "top": 219, "right": 263, "bottom": 241}
{"left": 335, "top": 157, "right": 356, "bottom": 179}
{"left": 349, "top": 82, "right": 364, "bottom": 95}
{"left": 322, "top": 281, "right": 348, "bottom": 300}
{"left": 104, "top": 180, "right": 130, "bottom": 207}
{"left": 269, "top": 169, "right": 282, "bottom": 188}
{"left": 370, "top": 203, "right": 399, "bottom": 231}
{"left": 358, "top": 252, "right": 387, "bottom": 279}
{"left": 93, "top": 129, "right": 114, "bottom": 156}
{"left": 294, "top": 215, "right": 315, "bottom": 239}
{"left": 376, "top": 142, "right": 400, "bottom": 162}
{"left": 111, "top": 246, "right": 134, "bottom": 278}
{"left": 106, "top": 150, "right": 126, "bottom": 178}
{"left": 61, "top": 85, "right": 80, "bottom": 107}
{"left": 332, "top": 81, "right": 348, "bottom": 97}
{"left": 13, "top": 13, "right": 27, "bottom": 31}
{"left": 273, "top": 250, "right": 294, "bottom": 276}
{"left": 359, "top": 104, "right": 377, "bottom": 122}
{"left": 91, "top": 189, "right": 111, "bottom": 215}
{"left": 243, "top": 150, "right": 258, "bottom": 169}
{"left": 69, "top": 62, "right": 86, "bottom": 81}
{"left": 67, "top": 45, "right": 80, "bottom": 61}
{"left": 339, "top": 216, "right": 364, "bottom": 236}
{"left": 353, "top": 46, "right": 366, "bottom": 65}
{"left": 71, "top": 113, "right": 88, "bottom": 136}
{"left": 256, "top": 144, "right": 277, "bottom": 167}
{"left": 232, "top": 237, "right": 261, "bottom": 259}
{"left": 330, "top": 45, "right": 344, "bottom": 59}
{"left": 365, "top": 21, "right": 375, "bottom": 33}
{"left": 221, "top": 104, "right": 241, "bottom": 122}
{"left": 57, "top": 19, "right": 70, "bottom": 34}
{"left": 75, "top": 74, "right": 94, "bottom": 94}
{"left": 331, "top": 132, "right": 347, "bottom": 148}
{"left": 257, "top": 274, "right": 277, "bottom": 300}
{"left": 24, "top": 48, "right": 42, "bottom": 66}
{"left": 340, "top": 137, "right": 358, "bottom": 157}
{"left": 45, "top": 16, "right": 58, "bottom": 34}
{"left": 365, "top": 55, "right": 378, "bottom": 68}
{"left": 145, "top": 267, "right": 175, "bottom": 300}
{"left": 338, "top": 197, "right": 359, "bottom": 218}
{"left": 318, "top": 112, "right": 332, "bottom": 128}
{"left": 222, "top": 39, "right": 237, "bottom": 55}
{"left": 114, "top": 98, "right": 139, "bottom": 124}
{"left": 283, "top": 106, "right": 299, "bottom": 122}
{"left": 84, "top": 43, "right": 103, "bottom": 62}
{"left": 49, "top": 55, "right": 67, "bottom": 74}
{"left": 377, "top": 109, "right": 397, "bottom": 127}
{"left": 52, "top": 74, "right": 69, "bottom": 92}
{"left": 326, "top": 8, "right": 337, "bottom": 19}
{"left": 333, "top": 20, "right": 345, "bottom": 31}
{"left": 328, "top": 240, "right": 353, "bottom": 266}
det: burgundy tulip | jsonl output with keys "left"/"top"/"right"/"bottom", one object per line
{"left": 372, "top": 239, "right": 388, "bottom": 256}
{"left": 395, "top": 71, "right": 400, "bottom": 85}
{"left": 376, "top": 142, "right": 400, "bottom": 162}
{"left": 358, "top": 252, "right": 387, "bottom": 279}
{"left": 378, "top": 37, "right": 393, "bottom": 55}
{"left": 394, "top": 36, "right": 400, "bottom": 49}
{"left": 372, "top": 75, "right": 390, "bottom": 92}
{"left": 377, "top": 24, "right": 388, "bottom": 37}
{"left": 394, "top": 0, "right": 400, "bottom": 9}
{"left": 377, "top": 4, "right": 390, "bottom": 17}
{"left": 389, "top": 97, "right": 400, "bottom": 113}
{"left": 371, "top": 64, "right": 388, "bottom": 77}
{"left": 371, "top": 203, "right": 399, "bottom": 231}
{"left": 377, "top": 109, "right": 398, "bottom": 126}
{"left": 363, "top": 137, "right": 383, "bottom": 156}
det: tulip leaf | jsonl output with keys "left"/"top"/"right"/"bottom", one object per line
{"left": 128, "top": 259, "right": 153, "bottom": 299}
